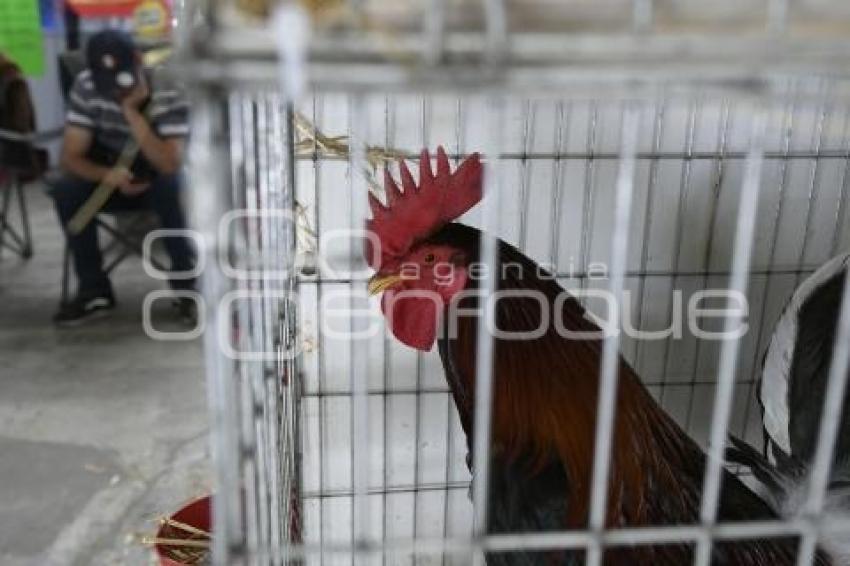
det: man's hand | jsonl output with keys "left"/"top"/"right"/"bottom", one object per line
{"left": 121, "top": 73, "right": 185, "bottom": 176}
{"left": 121, "top": 73, "right": 150, "bottom": 113}
{"left": 101, "top": 165, "right": 149, "bottom": 196}
{"left": 103, "top": 166, "right": 133, "bottom": 190}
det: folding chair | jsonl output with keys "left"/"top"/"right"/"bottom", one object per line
{"left": 0, "top": 127, "right": 60, "bottom": 257}
{"left": 0, "top": 163, "right": 32, "bottom": 259}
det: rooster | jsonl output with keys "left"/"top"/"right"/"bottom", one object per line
{"left": 727, "top": 253, "right": 850, "bottom": 562}
{"left": 364, "top": 147, "right": 832, "bottom": 565}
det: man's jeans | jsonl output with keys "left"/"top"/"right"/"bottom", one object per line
{"left": 52, "top": 174, "right": 195, "bottom": 295}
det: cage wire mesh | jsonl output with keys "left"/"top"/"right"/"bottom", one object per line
{"left": 179, "top": 0, "right": 850, "bottom": 565}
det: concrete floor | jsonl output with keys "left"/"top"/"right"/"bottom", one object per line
{"left": 0, "top": 185, "right": 211, "bottom": 565}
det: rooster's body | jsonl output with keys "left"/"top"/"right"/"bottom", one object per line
{"left": 434, "top": 223, "right": 823, "bottom": 565}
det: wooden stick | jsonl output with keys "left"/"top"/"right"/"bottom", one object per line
{"left": 177, "top": 548, "right": 209, "bottom": 565}
{"left": 67, "top": 142, "right": 139, "bottom": 235}
{"left": 167, "top": 547, "right": 191, "bottom": 561}
{"left": 140, "top": 536, "right": 210, "bottom": 549}
{"left": 159, "top": 517, "right": 211, "bottom": 539}
{"left": 170, "top": 551, "right": 209, "bottom": 566}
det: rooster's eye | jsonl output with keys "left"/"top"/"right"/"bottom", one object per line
{"left": 423, "top": 253, "right": 436, "bottom": 264}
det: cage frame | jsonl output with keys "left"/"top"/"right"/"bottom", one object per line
{"left": 177, "top": 1, "right": 850, "bottom": 565}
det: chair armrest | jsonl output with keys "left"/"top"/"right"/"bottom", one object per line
{"left": 0, "top": 127, "right": 63, "bottom": 145}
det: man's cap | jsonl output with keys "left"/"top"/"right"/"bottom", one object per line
{"left": 85, "top": 29, "right": 138, "bottom": 96}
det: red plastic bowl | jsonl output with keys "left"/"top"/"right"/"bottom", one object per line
{"left": 154, "top": 495, "right": 212, "bottom": 566}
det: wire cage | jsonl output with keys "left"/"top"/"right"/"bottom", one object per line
{"left": 178, "top": 1, "right": 850, "bottom": 565}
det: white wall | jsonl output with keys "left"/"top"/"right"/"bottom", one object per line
{"left": 26, "top": 29, "right": 65, "bottom": 165}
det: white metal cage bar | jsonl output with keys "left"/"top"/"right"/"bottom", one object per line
{"left": 348, "top": 92, "right": 373, "bottom": 554}
{"left": 695, "top": 110, "right": 768, "bottom": 566}
{"left": 586, "top": 105, "right": 640, "bottom": 566}
{"left": 470, "top": 95, "right": 507, "bottom": 566}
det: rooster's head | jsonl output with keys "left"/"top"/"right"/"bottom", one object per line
{"left": 366, "top": 146, "right": 483, "bottom": 351}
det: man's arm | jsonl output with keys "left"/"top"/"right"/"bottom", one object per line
{"left": 61, "top": 126, "right": 106, "bottom": 181}
{"left": 121, "top": 74, "right": 184, "bottom": 176}
{"left": 61, "top": 126, "right": 134, "bottom": 189}
{"left": 122, "top": 107, "right": 184, "bottom": 176}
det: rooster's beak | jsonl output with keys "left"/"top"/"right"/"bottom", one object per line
{"left": 368, "top": 273, "right": 404, "bottom": 295}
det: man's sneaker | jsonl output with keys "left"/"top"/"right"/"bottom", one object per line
{"left": 53, "top": 291, "right": 116, "bottom": 327}
{"left": 172, "top": 297, "right": 198, "bottom": 327}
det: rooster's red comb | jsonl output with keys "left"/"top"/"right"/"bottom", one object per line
{"left": 365, "top": 146, "right": 482, "bottom": 270}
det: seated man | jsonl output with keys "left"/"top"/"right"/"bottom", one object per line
{"left": 53, "top": 29, "right": 195, "bottom": 326}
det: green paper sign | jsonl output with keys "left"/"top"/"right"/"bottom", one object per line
{"left": 0, "top": 0, "right": 44, "bottom": 77}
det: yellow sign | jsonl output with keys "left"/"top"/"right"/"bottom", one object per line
{"left": 133, "top": 0, "right": 170, "bottom": 40}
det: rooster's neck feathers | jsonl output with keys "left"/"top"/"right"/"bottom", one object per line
{"left": 433, "top": 223, "right": 706, "bottom": 527}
